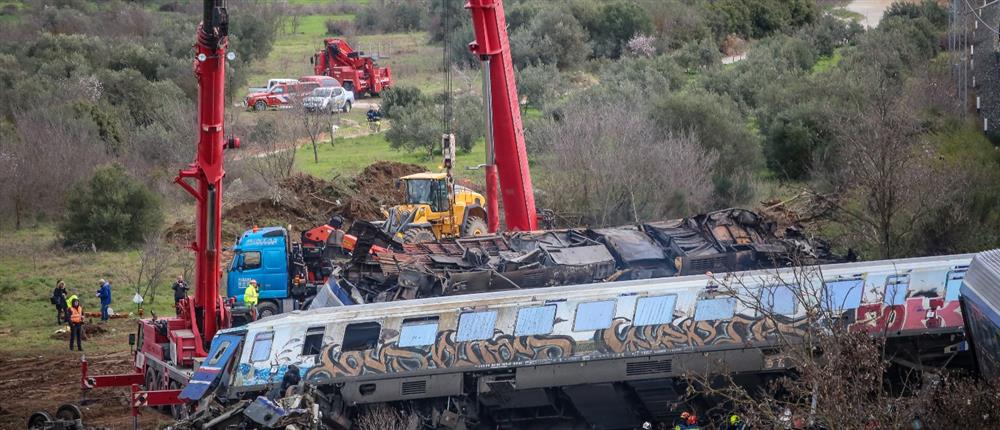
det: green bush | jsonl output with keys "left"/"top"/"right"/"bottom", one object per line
{"left": 380, "top": 86, "right": 427, "bottom": 119}
{"left": 516, "top": 63, "right": 562, "bottom": 110}
{"left": 60, "top": 165, "right": 163, "bottom": 250}
{"left": 386, "top": 94, "right": 483, "bottom": 156}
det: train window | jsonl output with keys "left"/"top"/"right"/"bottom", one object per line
{"left": 822, "top": 278, "right": 864, "bottom": 312}
{"left": 399, "top": 317, "right": 439, "bottom": 347}
{"left": 883, "top": 275, "right": 910, "bottom": 306}
{"left": 945, "top": 270, "right": 966, "bottom": 301}
{"left": 302, "top": 326, "right": 325, "bottom": 356}
{"left": 695, "top": 298, "right": 735, "bottom": 321}
{"left": 342, "top": 322, "right": 381, "bottom": 351}
{"left": 633, "top": 295, "right": 677, "bottom": 326}
{"left": 250, "top": 331, "right": 273, "bottom": 362}
{"left": 207, "top": 340, "right": 231, "bottom": 366}
{"left": 515, "top": 305, "right": 557, "bottom": 336}
{"left": 760, "top": 285, "right": 797, "bottom": 316}
{"left": 457, "top": 310, "right": 497, "bottom": 341}
{"left": 574, "top": 300, "right": 616, "bottom": 331}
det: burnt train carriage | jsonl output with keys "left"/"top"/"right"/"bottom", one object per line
{"left": 216, "top": 254, "right": 971, "bottom": 428}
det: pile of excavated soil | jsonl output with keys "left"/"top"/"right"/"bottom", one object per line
{"left": 165, "top": 161, "right": 427, "bottom": 245}
{"left": 348, "top": 161, "right": 426, "bottom": 221}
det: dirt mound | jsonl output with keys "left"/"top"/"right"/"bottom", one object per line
{"left": 165, "top": 162, "right": 427, "bottom": 245}
{"left": 50, "top": 323, "right": 108, "bottom": 340}
{"left": 349, "top": 161, "right": 425, "bottom": 220}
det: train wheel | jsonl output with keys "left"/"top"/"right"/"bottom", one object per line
{"left": 55, "top": 404, "right": 82, "bottom": 421}
{"left": 27, "top": 412, "right": 52, "bottom": 430}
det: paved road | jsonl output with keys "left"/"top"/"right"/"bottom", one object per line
{"left": 846, "top": 0, "right": 899, "bottom": 28}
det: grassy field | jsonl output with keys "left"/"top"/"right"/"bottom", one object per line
{"left": 294, "top": 131, "right": 487, "bottom": 183}
{"left": 813, "top": 48, "right": 844, "bottom": 74}
{"left": 0, "top": 227, "right": 184, "bottom": 354}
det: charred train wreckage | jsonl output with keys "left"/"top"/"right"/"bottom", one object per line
{"left": 334, "top": 208, "right": 844, "bottom": 304}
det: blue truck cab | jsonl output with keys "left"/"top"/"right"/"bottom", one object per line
{"left": 226, "top": 227, "right": 305, "bottom": 319}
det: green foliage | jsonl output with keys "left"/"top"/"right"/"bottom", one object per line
{"left": 706, "top": 0, "right": 817, "bottom": 40}
{"left": 60, "top": 165, "right": 163, "bottom": 251}
{"left": 380, "top": 86, "right": 427, "bottom": 119}
{"left": 759, "top": 103, "right": 833, "bottom": 179}
{"left": 673, "top": 38, "right": 722, "bottom": 72}
{"left": 516, "top": 63, "right": 562, "bottom": 110}
{"left": 883, "top": 0, "right": 948, "bottom": 28}
{"left": 510, "top": 8, "right": 589, "bottom": 69}
{"left": 386, "top": 94, "right": 483, "bottom": 156}
{"left": 651, "top": 88, "right": 760, "bottom": 204}
{"left": 355, "top": 1, "right": 425, "bottom": 34}
{"left": 585, "top": 1, "right": 652, "bottom": 59}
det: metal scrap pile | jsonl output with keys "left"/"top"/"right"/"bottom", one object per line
{"left": 343, "top": 208, "right": 843, "bottom": 302}
{"left": 168, "top": 388, "right": 335, "bottom": 430}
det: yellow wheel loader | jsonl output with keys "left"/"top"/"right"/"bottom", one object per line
{"left": 379, "top": 172, "right": 489, "bottom": 244}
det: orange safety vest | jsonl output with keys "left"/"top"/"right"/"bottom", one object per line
{"left": 70, "top": 306, "right": 84, "bottom": 324}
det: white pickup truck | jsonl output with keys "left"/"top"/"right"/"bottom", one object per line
{"left": 301, "top": 86, "right": 355, "bottom": 113}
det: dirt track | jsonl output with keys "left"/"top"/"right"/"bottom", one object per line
{"left": 0, "top": 324, "right": 174, "bottom": 429}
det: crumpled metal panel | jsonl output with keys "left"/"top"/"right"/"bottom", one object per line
{"left": 591, "top": 227, "right": 667, "bottom": 265}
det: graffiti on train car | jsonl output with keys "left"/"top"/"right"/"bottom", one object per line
{"left": 850, "top": 297, "right": 963, "bottom": 333}
{"left": 305, "top": 330, "right": 576, "bottom": 381}
{"left": 593, "top": 314, "right": 809, "bottom": 354}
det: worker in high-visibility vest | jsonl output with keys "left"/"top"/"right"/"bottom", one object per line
{"left": 244, "top": 280, "right": 259, "bottom": 321}
{"left": 69, "top": 298, "right": 84, "bottom": 351}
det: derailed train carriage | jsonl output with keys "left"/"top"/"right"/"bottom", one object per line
{"left": 178, "top": 253, "right": 973, "bottom": 429}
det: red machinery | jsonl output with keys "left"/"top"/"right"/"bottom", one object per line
{"left": 467, "top": 0, "right": 538, "bottom": 233}
{"left": 81, "top": 0, "right": 238, "bottom": 418}
{"left": 312, "top": 38, "right": 392, "bottom": 98}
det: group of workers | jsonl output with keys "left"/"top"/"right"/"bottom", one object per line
{"left": 51, "top": 278, "right": 115, "bottom": 351}
{"left": 639, "top": 412, "right": 746, "bottom": 430}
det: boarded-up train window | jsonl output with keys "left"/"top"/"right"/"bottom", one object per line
{"left": 760, "top": 285, "right": 797, "bottom": 316}
{"left": 633, "top": 295, "right": 677, "bottom": 326}
{"left": 574, "top": 300, "right": 616, "bottom": 331}
{"left": 342, "top": 322, "right": 381, "bottom": 351}
{"left": 302, "top": 326, "right": 325, "bottom": 355}
{"left": 694, "top": 298, "right": 735, "bottom": 321}
{"left": 457, "top": 310, "right": 497, "bottom": 341}
{"left": 515, "top": 305, "right": 557, "bottom": 336}
{"left": 250, "top": 331, "right": 273, "bottom": 362}
{"left": 399, "top": 317, "right": 439, "bottom": 347}
{"left": 823, "top": 278, "right": 864, "bottom": 312}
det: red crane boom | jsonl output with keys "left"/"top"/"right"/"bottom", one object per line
{"left": 466, "top": 0, "right": 538, "bottom": 232}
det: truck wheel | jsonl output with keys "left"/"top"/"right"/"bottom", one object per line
{"left": 402, "top": 228, "right": 436, "bottom": 244}
{"left": 463, "top": 216, "right": 488, "bottom": 237}
{"left": 257, "top": 302, "right": 279, "bottom": 319}
{"left": 169, "top": 381, "right": 190, "bottom": 420}
{"left": 342, "top": 101, "right": 351, "bottom": 113}
{"left": 254, "top": 100, "right": 267, "bottom": 111}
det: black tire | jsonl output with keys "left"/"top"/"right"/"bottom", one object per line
{"left": 169, "top": 381, "right": 190, "bottom": 420}
{"left": 342, "top": 101, "right": 351, "bottom": 113}
{"left": 463, "top": 216, "right": 488, "bottom": 237}
{"left": 257, "top": 301, "right": 280, "bottom": 319}
{"left": 402, "top": 228, "right": 437, "bottom": 244}
{"left": 144, "top": 368, "right": 156, "bottom": 390}
{"left": 254, "top": 100, "right": 267, "bottom": 111}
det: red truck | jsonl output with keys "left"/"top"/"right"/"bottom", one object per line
{"left": 311, "top": 38, "right": 392, "bottom": 98}
{"left": 243, "top": 81, "right": 318, "bottom": 111}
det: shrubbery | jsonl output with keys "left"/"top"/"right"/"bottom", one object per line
{"left": 60, "top": 166, "right": 163, "bottom": 250}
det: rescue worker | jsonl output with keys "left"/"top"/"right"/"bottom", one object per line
{"left": 68, "top": 298, "right": 84, "bottom": 351}
{"left": 66, "top": 291, "right": 79, "bottom": 311}
{"left": 52, "top": 280, "right": 68, "bottom": 324}
{"left": 96, "top": 279, "right": 112, "bottom": 322}
{"left": 244, "top": 280, "right": 259, "bottom": 321}
{"left": 268, "top": 364, "right": 302, "bottom": 400}
{"left": 172, "top": 275, "right": 189, "bottom": 306}
{"left": 675, "top": 412, "right": 691, "bottom": 430}
{"left": 324, "top": 215, "right": 346, "bottom": 259}
{"left": 686, "top": 414, "right": 700, "bottom": 429}
{"left": 724, "top": 414, "right": 746, "bottom": 430}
